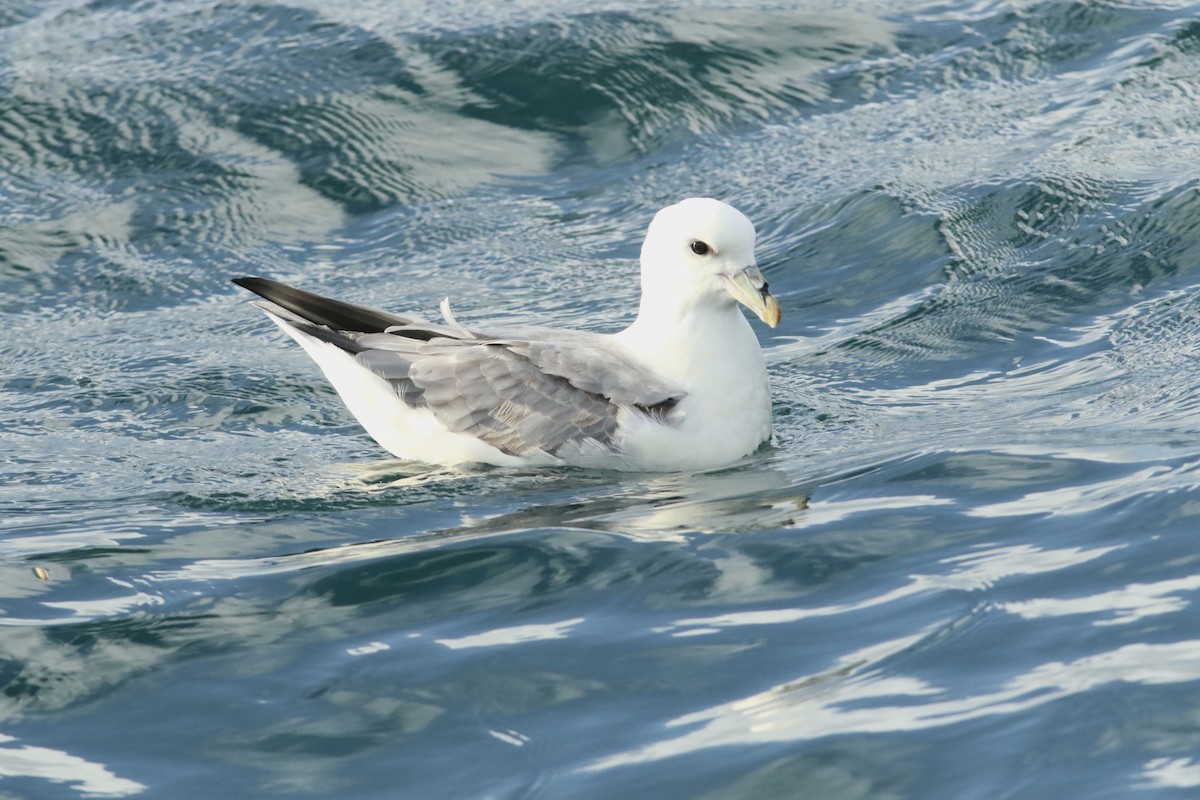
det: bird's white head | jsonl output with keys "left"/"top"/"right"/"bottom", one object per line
{"left": 638, "top": 198, "right": 781, "bottom": 328}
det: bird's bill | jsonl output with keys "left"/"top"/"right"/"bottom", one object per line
{"left": 722, "top": 266, "right": 781, "bottom": 328}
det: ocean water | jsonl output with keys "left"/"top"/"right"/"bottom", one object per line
{"left": 5, "top": 0, "right": 1200, "bottom": 797}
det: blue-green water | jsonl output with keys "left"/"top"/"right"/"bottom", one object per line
{"left": 5, "top": 0, "right": 1200, "bottom": 797}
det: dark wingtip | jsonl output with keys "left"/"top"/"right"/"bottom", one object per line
{"left": 229, "top": 275, "right": 408, "bottom": 334}
{"left": 231, "top": 276, "right": 276, "bottom": 295}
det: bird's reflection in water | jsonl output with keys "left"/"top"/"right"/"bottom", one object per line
{"left": 154, "top": 461, "right": 811, "bottom": 583}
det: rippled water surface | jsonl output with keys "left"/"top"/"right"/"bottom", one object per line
{"left": 6, "top": 0, "right": 1200, "bottom": 797}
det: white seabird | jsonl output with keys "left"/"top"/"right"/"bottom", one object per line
{"left": 233, "top": 197, "right": 781, "bottom": 472}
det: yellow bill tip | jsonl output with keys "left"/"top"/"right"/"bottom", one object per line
{"left": 760, "top": 294, "right": 781, "bottom": 328}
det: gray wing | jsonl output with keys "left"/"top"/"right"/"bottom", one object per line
{"left": 354, "top": 330, "right": 684, "bottom": 457}
{"left": 231, "top": 277, "right": 683, "bottom": 458}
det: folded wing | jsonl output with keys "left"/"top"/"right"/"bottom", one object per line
{"left": 233, "top": 277, "right": 684, "bottom": 457}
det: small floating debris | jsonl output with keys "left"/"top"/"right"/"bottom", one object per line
{"left": 32, "top": 566, "right": 50, "bottom": 582}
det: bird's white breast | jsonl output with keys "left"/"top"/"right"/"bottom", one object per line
{"left": 610, "top": 309, "right": 772, "bottom": 471}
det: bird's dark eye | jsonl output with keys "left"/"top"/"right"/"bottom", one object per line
{"left": 690, "top": 240, "right": 710, "bottom": 255}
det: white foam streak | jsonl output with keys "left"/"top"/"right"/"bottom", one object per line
{"left": 970, "top": 460, "right": 1200, "bottom": 518}
{"left": 0, "top": 734, "right": 145, "bottom": 797}
{"left": 585, "top": 639, "right": 1200, "bottom": 771}
{"left": 668, "top": 542, "right": 1119, "bottom": 634}
{"left": 1140, "top": 757, "right": 1200, "bottom": 789}
{"left": 436, "top": 617, "right": 585, "bottom": 650}
{"left": 1001, "top": 573, "right": 1200, "bottom": 626}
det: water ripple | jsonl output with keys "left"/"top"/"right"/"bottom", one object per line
{"left": 585, "top": 637, "right": 1200, "bottom": 771}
